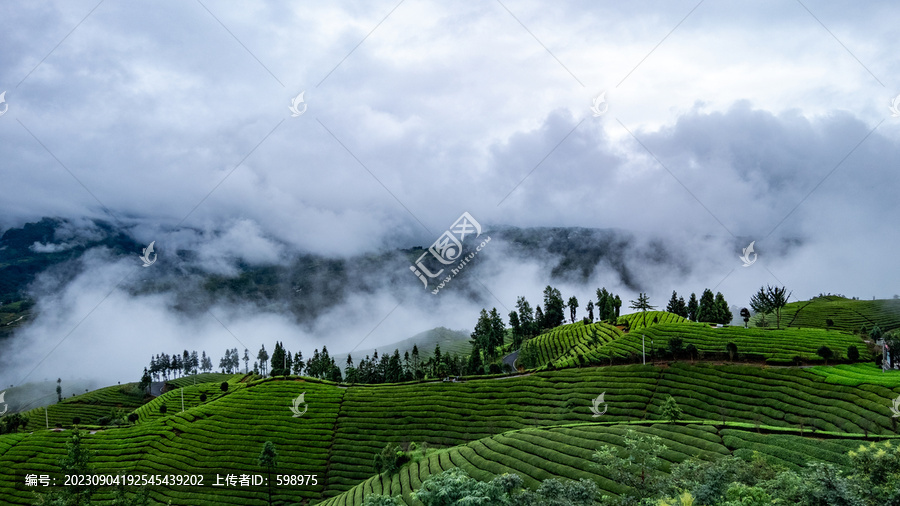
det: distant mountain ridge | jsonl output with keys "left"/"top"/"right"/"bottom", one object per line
{"left": 0, "top": 217, "right": 140, "bottom": 305}
{"left": 0, "top": 217, "right": 673, "bottom": 341}
{"left": 348, "top": 326, "right": 472, "bottom": 363}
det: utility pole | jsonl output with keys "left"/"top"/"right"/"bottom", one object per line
{"left": 45, "top": 406, "right": 49, "bottom": 429}
{"left": 181, "top": 388, "right": 184, "bottom": 412}
{"left": 642, "top": 334, "right": 646, "bottom": 365}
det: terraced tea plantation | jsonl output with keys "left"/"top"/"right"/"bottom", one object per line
{"left": 16, "top": 383, "right": 148, "bottom": 429}
{"left": 520, "top": 316, "right": 866, "bottom": 369}
{"left": 807, "top": 363, "right": 900, "bottom": 386}
{"left": 1, "top": 376, "right": 343, "bottom": 505}
{"left": 593, "top": 322, "right": 865, "bottom": 365}
{"left": 2, "top": 298, "right": 899, "bottom": 505}
{"left": 616, "top": 310, "right": 688, "bottom": 331}
{"left": 319, "top": 423, "right": 894, "bottom": 506}
{"left": 759, "top": 296, "right": 900, "bottom": 333}
{"left": 3, "top": 360, "right": 898, "bottom": 505}
{"left": 518, "top": 321, "right": 622, "bottom": 368}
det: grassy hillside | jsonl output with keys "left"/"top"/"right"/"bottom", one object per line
{"left": 165, "top": 373, "right": 240, "bottom": 389}
{"left": 0, "top": 378, "right": 98, "bottom": 414}
{"left": 518, "top": 321, "right": 622, "bottom": 368}
{"left": 518, "top": 311, "right": 690, "bottom": 370}
{"left": 17, "top": 383, "right": 147, "bottom": 429}
{"left": 519, "top": 318, "right": 866, "bottom": 369}
{"left": 319, "top": 422, "right": 896, "bottom": 506}
{"left": 616, "top": 310, "right": 688, "bottom": 331}
{"left": 0, "top": 299, "right": 34, "bottom": 329}
{"left": 806, "top": 362, "right": 900, "bottom": 386}
{"left": 13, "top": 375, "right": 244, "bottom": 430}
{"left": 576, "top": 322, "right": 865, "bottom": 366}
{"left": 3, "top": 363, "right": 898, "bottom": 504}
{"left": 2, "top": 377, "right": 342, "bottom": 505}
{"left": 756, "top": 296, "right": 900, "bottom": 333}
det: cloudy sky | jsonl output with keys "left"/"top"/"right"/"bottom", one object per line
{"left": 1, "top": 0, "right": 899, "bottom": 387}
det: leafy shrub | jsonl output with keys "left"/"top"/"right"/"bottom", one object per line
{"left": 685, "top": 344, "right": 698, "bottom": 361}
{"left": 1, "top": 413, "right": 29, "bottom": 434}
{"left": 592, "top": 429, "right": 669, "bottom": 502}
{"left": 726, "top": 342, "right": 738, "bottom": 361}
{"left": 119, "top": 384, "right": 145, "bottom": 399}
{"left": 847, "top": 345, "right": 859, "bottom": 362}
{"left": 410, "top": 468, "right": 596, "bottom": 506}
{"left": 668, "top": 337, "right": 685, "bottom": 359}
{"left": 362, "top": 496, "right": 403, "bottom": 506}
{"left": 373, "top": 443, "right": 409, "bottom": 475}
{"left": 661, "top": 395, "right": 683, "bottom": 423}
{"left": 817, "top": 346, "right": 833, "bottom": 363}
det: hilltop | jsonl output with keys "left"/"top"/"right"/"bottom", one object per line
{"left": 759, "top": 295, "right": 900, "bottom": 333}
{"left": 349, "top": 327, "right": 472, "bottom": 363}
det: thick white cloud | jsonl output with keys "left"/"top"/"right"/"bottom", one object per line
{"left": 1, "top": 0, "right": 899, "bottom": 387}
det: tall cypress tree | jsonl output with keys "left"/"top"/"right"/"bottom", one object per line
{"left": 411, "top": 345, "right": 422, "bottom": 379}
{"left": 687, "top": 293, "right": 699, "bottom": 321}
{"left": 604, "top": 296, "right": 616, "bottom": 323}
{"left": 516, "top": 296, "right": 535, "bottom": 339}
{"left": 509, "top": 310, "right": 522, "bottom": 349}
{"left": 542, "top": 286, "right": 565, "bottom": 328}
{"left": 715, "top": 292, "right": 732, "bottom": 324}
{"left": 597, "top": 288, "right": 610, "bottom": 321}
{"left": 697, "top": 289, "right": 716, "bottom": 323}
{"left": 666, "top": 291, "right": 680, "bottom": 314}
{"left": 270, "top": 342, "right": 286, "bottom": 376}
{"left": 293, "top": 350, "right": 304, "bottom": 376}
{"left": 489, "top": 307, "right": 506, "bottom": 359}
{"left": 676, "top": 297, "right": 687, "bottom": 318}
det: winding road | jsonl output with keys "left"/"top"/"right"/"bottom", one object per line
{"left": 502, "top": 350, "right": 519, "bottom": 370}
